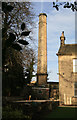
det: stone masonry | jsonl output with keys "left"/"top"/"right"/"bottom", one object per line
{"left": 37, "top": 13, "right": 48, "bottom": 85}
{"left": 57, "top": 31, "right": 77, "bottom": 105}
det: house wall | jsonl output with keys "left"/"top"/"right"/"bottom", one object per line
{"left": 58, "top": 55, "right": 77, "bottom": 105}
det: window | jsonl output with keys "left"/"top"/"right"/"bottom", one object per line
{"left": 73, "top": 59, "right": 77, "bottom": 72}
{"left": 74, "top": 82, "right": 77, "bottom": 97}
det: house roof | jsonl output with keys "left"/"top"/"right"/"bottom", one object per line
{"left": 56, "top": 44, "right": 77, "bottom": 56}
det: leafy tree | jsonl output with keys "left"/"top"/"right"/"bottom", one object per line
{"left": 2, "top": 2, "right": 35, "bottom": 66}
{"left": 21, "top": 46, "right": 37, "bottom": 85}
{"left": 25, "top": 57, "right": 35, "bottom": 84}
{"left": 2, "top": 2, "right": 35, "bottom": 96}
{"left": 53, "top": 1, "right": 77, "bottom": 12}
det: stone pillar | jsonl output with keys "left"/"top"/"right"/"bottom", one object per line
{"left": 37, "top": 13, "right": 48, "bottom": 85}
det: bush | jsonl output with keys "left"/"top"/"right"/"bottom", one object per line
{"left": 2, "top": 105, "right": 32, "bottom": 119}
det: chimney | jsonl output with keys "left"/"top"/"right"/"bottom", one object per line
{"left": 60, "top": 31, "right": 65, "bottom": 46}
{"left": 37, "top": 13, "right": 48, "bottom": 85}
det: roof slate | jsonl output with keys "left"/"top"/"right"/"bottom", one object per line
{"left": 56, "top": 44, "right": 77, "bottom": 56}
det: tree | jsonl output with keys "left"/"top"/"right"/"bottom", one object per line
{"left": 2, "top": 2, "right": 35, "bottom": 66}
{"left": 2, "top": 2, "right": 36, "bottom": 96}
{"left": 53, "top": 1, "right": 77, "bottom": 12}
{"left": 25, "top": 51, "right": 36, "bottom": 84}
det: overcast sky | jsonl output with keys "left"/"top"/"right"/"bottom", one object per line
{"left": 30, "top": 1, "right": 75, "bottom": 82}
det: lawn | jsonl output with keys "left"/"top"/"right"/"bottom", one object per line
{"left": 41, "top": 106, "right": 77, "bottom": 119}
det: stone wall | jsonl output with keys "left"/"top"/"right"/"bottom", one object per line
{"left": 32, "top": 87, "right": 49, "bottom": 100}
{"left": 58, "top": 55, "right": 77, "bottom": 105}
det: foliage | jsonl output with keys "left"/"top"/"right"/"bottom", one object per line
{"left": 2, "top": 105, "right": 32, "bottom": 119}
{"left": 2, "top": 2, "right": 35, "bottom": 96}
{"left": 25, "top": 58, "right": 35, "bottom": 84}
{"left": 53, "top": 1, "right": 77, "bottom": 12}
{"left": 2, "top": 62, "right": 25, "bottom": 96}
{"left": 3, "top": 105, "right": 23, "bottom": 119}
{"left": 22, "top": 46, "right": 37, "bottom": 84}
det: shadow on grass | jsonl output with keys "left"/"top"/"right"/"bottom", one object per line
{"left": 40, "top": 106, "right": 77, "bottom": 120}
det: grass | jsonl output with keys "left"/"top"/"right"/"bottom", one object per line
{"left": 2, "top": 105, "right": 32, "bottom": 119}
{"left": 41, "top": 106, "right": 77, "bottom": 119}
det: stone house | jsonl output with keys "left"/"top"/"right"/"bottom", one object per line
{"left": 57, "top": 31, "right": 77, "bottom": 105}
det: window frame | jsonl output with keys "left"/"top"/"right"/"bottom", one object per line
{"left": 73, "top": 58, "right": 77, "bottom": 73}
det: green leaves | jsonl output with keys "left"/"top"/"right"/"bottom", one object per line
{"left": 12, "top": 43, "right": 22, "bottom": 51}
{"left": 18, "top": 40, "right": 29, "bottom": 45}
{"left": 21, "top": 22, "right": 25, "bottom": 31}
{"left": 21, "top": 22, "right": 31, "bottom": 37}
{"left": 2, "top": 2, "right": 35, "bottom": 97}
{"left": 2, "top": 2, "right": 14, "bottom": 13}
{"left": 21, "top": 31, "right": 31, "bottom": 36}
{"left": 2, "top": 2, "right": 30, "bottom": 52}
{"left": 6, "top": 33, "right": 16, "bottom": 47}
{"left": 53, "top": 2, "right": 77, "bottom": 12}
{"left": 9, "top": 33, "right": 16, "bottom": 41}
{"left": 53, "top": 2, "right": 55, "bottom": 6}
{"left": 5, "top": 25, "right": 30, "bottom": 50}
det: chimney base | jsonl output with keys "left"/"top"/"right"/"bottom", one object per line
{"left": 36, "top": 73, "right": 48, "bottom": 85}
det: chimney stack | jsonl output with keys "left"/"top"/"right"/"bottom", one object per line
{"left": 60, "top": 31, "right": 65, "bottom": 46}
{"left": 37, "top": 13, "right": 48, "bottom": 85}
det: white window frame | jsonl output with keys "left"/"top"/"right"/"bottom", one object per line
{"left": 73, "top": 59, "right": 77, "bottom": 73}
{"left": 74, "top": 82, "right": 77, "bottom": 97}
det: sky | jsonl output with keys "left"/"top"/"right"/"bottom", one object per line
{"left": 2, "top": 1, "right": 75, "bottom": 82}
{"left": 30, "top": 1, "right": 75, "bottom": 82}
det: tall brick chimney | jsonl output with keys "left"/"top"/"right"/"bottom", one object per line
{"left": 37, "top": 13, "right": 48, "bottom": 85}
{"left": 60, "top": 31, "right": 65, "bottom": 46}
